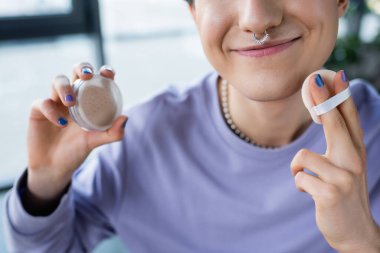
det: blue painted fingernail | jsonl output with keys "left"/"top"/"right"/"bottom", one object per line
{"left": 65, "top": 95, "right": 74, "bottom": 102}
{"left": 58, "top": 117, "right": 68, "bottom": 126}
{"left": 315, "top": 74, "right": 324, "bottom": 87}
{"left": 82, "top": 67, "right": 93, "bottom": 75}
{"left": 341, "top": 70, "right": 349, "bottom": 82}
{"left": 121, "top": 119, "right": 128, "bottom": 129}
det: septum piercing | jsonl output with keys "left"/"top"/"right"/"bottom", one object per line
{"left": 253, "top": 30, "right": 270, "bottom": 45}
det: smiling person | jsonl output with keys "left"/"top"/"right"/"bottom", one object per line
{"left": 3, "top": 0, "right": 380, "bottom": 252}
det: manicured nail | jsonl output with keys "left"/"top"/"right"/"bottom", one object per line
{"left": 121, "top": 119, "right": 128, "bottom": 129}
{"left": 315, "top": 74, "right": 325, "bottom": 87}
{"left": 65, "top": 94, "right": 74, "bottom": 102}
{"left": 82, "top": 67, "right": 93, "bottom": 75}
{"left": 341, "top": 70, "right": 349, "bottom": 83}
{"left": 58, "top": 117, "right": 68, "bottom": 126}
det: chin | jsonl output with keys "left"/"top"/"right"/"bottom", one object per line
{"left": 230, "top": 74, "right": 302, "bottom": 102}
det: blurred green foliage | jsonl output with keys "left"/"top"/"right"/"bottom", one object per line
{"left": 326, "top": 35, "right": 361, "bottom": 70}
{"left": 325, "top": 0, "right": 380, "bottom": 88}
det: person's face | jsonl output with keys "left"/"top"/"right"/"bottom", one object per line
{"left": 189, "top": 0, "right": 349, "bottom": 101}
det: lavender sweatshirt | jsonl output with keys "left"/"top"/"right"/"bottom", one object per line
{"left": 4, "top": 71, "right": 380, "bottom": 253}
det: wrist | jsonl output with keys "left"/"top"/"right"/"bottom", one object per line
{"left": 27, "top": 167, "right": 72, "bottom": 200}
{"left": 22, "top": 169, "right": 71, "bottom": 216}
{"left": 365, "top": 222, "right": 380, "bottom": 253}
{"left": 372, "top": 225, "right": 380, "bottom": 252}
{"left": 338, "top": 223, "right": 380, "bottom": 253}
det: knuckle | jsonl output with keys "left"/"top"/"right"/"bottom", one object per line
{"left": 337, "top": 171, "right": 354, "bottom": 193}
{"left": 41, "top": 99, "right": 56, "bottom": 115}
{"left": 291, "top": 149, "right": 310, "bottom": 175}
{"left": 294, "top": 149, "right": 310, "bottom": 164}
{"left": 29, "top": 98, "right": 43, "bottom": 112}
{"left": 59, "top": 82, "right": 72, "bottom": 94}
{"left": 30, "top": 98, "right": 42, "bottom": 107}
{"left": 112, "top": 132, "right": 124, "bottom": 142}
{"left": 298, "top": 149, "right": 310, "bottom": 160}
{"left": 41, "top": 98, "right": 53, "bottom": 108}
{"left": 40, "top": 99, "right": 56, "bottom": 117}
{"left": 294, "top": 171, "right": 304, "bottom": 185}
{"left": 350, "top": 155, "right": 365, "bottom": 175}
{"left": 52, "top": 74, "right": 67, "bottom": 85}
{"left": 321, "top": 184, "right": 340, "bottom": 206}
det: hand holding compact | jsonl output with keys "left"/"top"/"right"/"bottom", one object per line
{"left": 27, "top": 63, "right": 128, "bottom": 202}
{"left": 291, "top": 70, "right": 380, "bottom": 252}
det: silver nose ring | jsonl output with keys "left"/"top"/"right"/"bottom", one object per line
{"left": 253, "top": 30, "right": 270, "bottom": 45}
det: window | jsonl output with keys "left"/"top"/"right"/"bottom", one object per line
{"left": 0, "top": 0, "right": 105, "bottom": 188}
{"left": 0, "top": 0, "right": 72, "bottom": 17}
{"left": 0, "top": 0, "right": 210, "bottom": 189}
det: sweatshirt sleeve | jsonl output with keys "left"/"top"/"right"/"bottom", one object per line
{"left": 2, "top": 138, "right": 128, "bottom": 253}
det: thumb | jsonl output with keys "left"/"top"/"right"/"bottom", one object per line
{"left": 87, "top": 115, "right": 128, "bottom": 149}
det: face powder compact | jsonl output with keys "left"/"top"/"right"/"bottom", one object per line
{"left": 69, "top": 75, "right": 123, "bottom": 131}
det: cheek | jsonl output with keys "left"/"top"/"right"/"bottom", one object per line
{"left": 195, "top": 3, "right": 232, "bottom": 71}
{"left": 297, "top": 1, "right": 339, "bottom": 63}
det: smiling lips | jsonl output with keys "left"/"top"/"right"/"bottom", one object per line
{"left": 233, "top": 37, "right": 300, "bottom": 58}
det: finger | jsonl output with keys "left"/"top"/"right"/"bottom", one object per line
{"left": 294, "top": 171, "right": 343, "bottom": 206}
{"left": 71, "top": 62, "right": 94, "bottom": 83}
{"left": 51, "top": 75, "right": 76, "bottom": 106}
{"left": 309, "top": 74, "right": 354, "bottom": 154}
{"left": 294, "top": 171, "right": 329, "bottom": 197}
{"left": 291, "top": 149, "right": 355, "bottom": 189}
{"left": 294, "top": 171, "right": 343, "bottom": 208}
{"left": 87, "top": 115, "right": 128, "bottom": 149}
{"left": 291, "top": 149, "right": 338, "bottom": 180}
{"left": 99, "top": 65, "right": 115, "bottom": 80}
{"left": 334, "top": 70, "right": 365, "bottom": 155}
{"left": 31, "top": 99, "right": 69, "bottom": 128}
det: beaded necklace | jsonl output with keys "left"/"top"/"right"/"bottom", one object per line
{"left": 220, "top": 79, "right": 278, "bottom": 149}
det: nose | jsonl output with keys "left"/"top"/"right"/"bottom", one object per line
{"left": 238, "top": 0, "right": 283, "bottom": 34}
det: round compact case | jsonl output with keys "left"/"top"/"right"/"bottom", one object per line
{"left": 69, "top": 75, "right": 123, "bottom": 131}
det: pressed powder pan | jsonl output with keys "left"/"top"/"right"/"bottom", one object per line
{"left": 69, "top": 75, "right": 123, "bottom": 131}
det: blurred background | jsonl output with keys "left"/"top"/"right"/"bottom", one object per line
{"left": 0, "top": 0, "right": 379, "bottom": 252}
